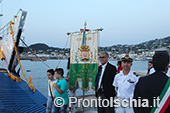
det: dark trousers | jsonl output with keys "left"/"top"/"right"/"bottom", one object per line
{"left": 97, "top": 92, "right": 115, "bottom": 113}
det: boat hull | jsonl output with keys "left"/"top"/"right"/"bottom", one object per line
{"left": 0, "top": 9, "right": 27, "bottom": 72}
{"left": 0, "top": 9, "right": 47, "bottom": 112}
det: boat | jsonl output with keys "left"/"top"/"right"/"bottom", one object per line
{"left": 0, "top": 9, "right": 47, "bottom": 112}
{"left": 30, "top": 58, "right": 47, "bottom": 61}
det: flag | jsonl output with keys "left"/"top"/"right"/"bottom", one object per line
{"left": 70, "top": 30, "right": 98, "bottom": 91}
{"left": 151, "top": 77, "right": 170, "bottom": 113}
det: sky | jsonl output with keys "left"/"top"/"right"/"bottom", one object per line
{"left": 1, "top": 0, "right": 170, "bottom": 48}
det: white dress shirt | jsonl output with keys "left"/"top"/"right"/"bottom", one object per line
{"left": 149, "top": 68, "right": 155, "bottom": 75}
{"left": 97, "top": 62, "right": 108, "bottom": 89}
{"left": 149, "top": 67, "right": 170, "bottom": 77}
{"left": 166, "top": 68, "right": 170, "bottom": 77}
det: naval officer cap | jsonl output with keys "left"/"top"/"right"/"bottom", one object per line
{"left": 122, "top": 54, "right": 133, "bottom": 62}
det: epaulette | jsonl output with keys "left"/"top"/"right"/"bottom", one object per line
{"left": 133, "top": 72, "right": 139, "bottom": 77}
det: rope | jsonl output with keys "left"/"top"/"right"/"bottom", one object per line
{"left": 0, "top": 49, "right": 5, "bottom": 60}
{"left": 8, "top": 72, "right": 20, "bottom": 82}
{"left": 10, "top": 21, "right": 35, "bottom": 92}
{"left": 55, "top": 34, "right": 70, "bottom": 70}
{"left": 20, "top": 38, "right": 51, "bottom": 68}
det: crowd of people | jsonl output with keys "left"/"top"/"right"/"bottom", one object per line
{"left": 46, "top": 51, "right": 170, "bottom": 113}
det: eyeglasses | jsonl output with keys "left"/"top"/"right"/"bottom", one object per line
{"left": 99, "top": 56, "right": 106, "bottom": 59}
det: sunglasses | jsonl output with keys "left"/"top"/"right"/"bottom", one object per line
{"left": 99, "top": 56, "right": 106, "bottom": 59}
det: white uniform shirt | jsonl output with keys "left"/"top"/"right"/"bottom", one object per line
{"left": 113, "top": 70, "right": 140, "bottom": 99}
{"left": 48, "top": 79, "right": 57, "bottom": 97}
{"left": 97, "top": 62, "right": 108, "bottom": 89}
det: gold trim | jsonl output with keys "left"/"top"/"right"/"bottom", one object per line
{"left": 0, "top": 70, "right": 8, "bottom": 73}
{"left": 69, "top": 64, "right": 97, "bottom": 91}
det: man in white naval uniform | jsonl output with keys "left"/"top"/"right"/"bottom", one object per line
{"left": 113, "top": 54, "right": 140, "bottom": 113}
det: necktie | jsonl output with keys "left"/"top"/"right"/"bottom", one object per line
{"left": 96, "top": 66, "right": 102, "bottom": 89}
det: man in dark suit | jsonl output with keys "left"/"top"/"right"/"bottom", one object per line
{"left": 95, "top": 52, "right": 117, "bottom": 113}
{"left": 133, "top": 51, "right": 170, "bottom": 113}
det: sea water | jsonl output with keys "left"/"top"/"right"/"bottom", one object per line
{"left": 20, "top": 60, "right": 148, "bottom": 97}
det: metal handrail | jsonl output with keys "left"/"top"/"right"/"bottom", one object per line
{"left": 0, "top": 21, "right": 11, "bottom": 38}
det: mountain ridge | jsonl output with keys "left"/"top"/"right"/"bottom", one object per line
{"left": 23, "top": 36, "right": 170, "bottom": 54}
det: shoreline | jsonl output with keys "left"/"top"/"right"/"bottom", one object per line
{"left": 20, "top": 57, "right": 148, "bottom": 61}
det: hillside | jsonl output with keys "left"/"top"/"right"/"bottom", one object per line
{"left": 23, "top": 36, "right": 170, "bottom": 54}
{"left": 99, "top": 36, "right": 170, "bottom": 54}
{"left": 23, "top": 43, "right": 69, "bottom": 53}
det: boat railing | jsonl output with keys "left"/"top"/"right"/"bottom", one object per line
{"left": 0, "top": 21, "right": 11, "bottom": 39}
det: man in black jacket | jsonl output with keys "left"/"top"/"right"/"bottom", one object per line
{"left": 133, "top": 51, "right": 170, "bottom": 113}
{"left": 95, "top": 52, "right": 117, "bottom": 113}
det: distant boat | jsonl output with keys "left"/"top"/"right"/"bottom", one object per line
{"left": 144, "top": 57, "right": 152, "bottom": 61}
{"left": 30, "top": 58, "right": 47, "bottom": 61}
